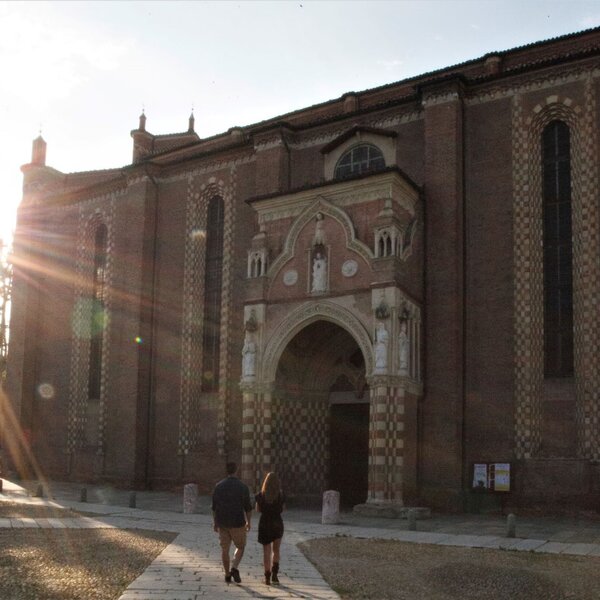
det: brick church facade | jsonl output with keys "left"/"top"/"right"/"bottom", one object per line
{"left": 6, "top": 28, "right": 600, "bottom": 510}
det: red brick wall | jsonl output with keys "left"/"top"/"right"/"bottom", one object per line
{"left": 463, "top": 98, "right": 514, "bottom": 466}
{"left": 420, "top": 84, "right": 465, "bottom": 510}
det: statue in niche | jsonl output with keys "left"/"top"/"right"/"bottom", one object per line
{"left": 311, "top": 251, "right": 327, "bottom": 293}
{"left": 374, "top": 321, "right": 389, "bottom": 372}
{"left": 375, "top": 300, "right": 390, "bottom": 320}
{"left": 313, "top": 212, "right": 326, "bottom": 246}
{"left": 242, "top": 334, "right": 257, "bottom": 379}
{"left": 399, "top": 320, "right": 409, "bottom": 374}
{"left": 245, "top": 309, "right": 258, "bottom": 332}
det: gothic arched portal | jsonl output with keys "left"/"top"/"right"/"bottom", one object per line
{"left": 272, "top": 320, "right": 369, "bottom": 507}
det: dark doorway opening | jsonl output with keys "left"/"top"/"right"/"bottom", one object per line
{"left": 329, "top": 403, "right": 369, "bottom": 508}
{"left": 274, "top": 321, "right": 367, "bottom": 506}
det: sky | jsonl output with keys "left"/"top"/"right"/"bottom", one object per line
{"left": 1, "top": 0, "right": 600, "bottom": 246}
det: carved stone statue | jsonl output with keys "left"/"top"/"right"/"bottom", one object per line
{"left": 313, "top": 212, "right": 326, "bottom": 246}
{"left": 242, "top": 335, "right": 257, "bottom": 378}
{"left": 399, "top": 321, "right": 409, "bottom": 375}
{"left": 374, "top": 321, "right": 389, "bottom": 372}
{"left": 311, "top": 252, "right": 327, "bottom": 293}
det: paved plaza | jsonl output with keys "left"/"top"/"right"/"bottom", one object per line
{"left": 4, "top": 479, "right": 600, "bottom": 599}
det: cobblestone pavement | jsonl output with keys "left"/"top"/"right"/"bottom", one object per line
{"left": 4, "top": 478, "right": 600, "bottom": 599}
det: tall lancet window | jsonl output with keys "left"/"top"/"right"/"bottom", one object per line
{"left": 88, "top": 225, "right": 107, "bottom": 402}
{"left": 542, "top": 120, "right": 573, "bottom": 377}
{"left": 202, "top": 196, "right": 224, "bottom": 391}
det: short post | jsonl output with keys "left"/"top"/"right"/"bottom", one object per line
{"left": 407, "top": 508, "right": 417, "bottom": 531}
{"left": 183, "top": 483, "right": 199, "bottom": 514}
{"left": 0, "top": 479, "right": 3, "bottom": 493}
{"left": 80, "top": 488, "right": 87, "bottom": 503}
{"left": 506, "top": 513, "right": 516, "bottom": 538}
{"left": 129, "top": 491, "right": 137, "bottom": 508}
{"left": 322, "top": 490, "right": 340, "bottom": 525}
{"left": 35, "top": 483, "right": 44, "bottom": 498}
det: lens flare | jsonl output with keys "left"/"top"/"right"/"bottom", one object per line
{"left": 72, "top": 299, "right": 107, "bottom": 339}
{"left": 37, "top": 383, "right": 55, "bottom": 399}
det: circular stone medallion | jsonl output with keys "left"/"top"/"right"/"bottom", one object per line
{"left": 341, "top": 259, "right": 358, "bottom": 277}
{"left": 283, "top": 269, "right": 298, "bottom": 286}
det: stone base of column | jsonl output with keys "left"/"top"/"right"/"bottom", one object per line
{"left": 353, "top": 502, "right": 431, "bottom": 519}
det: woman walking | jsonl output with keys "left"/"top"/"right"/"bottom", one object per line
{"left": 256, "top": 472, "right": 285, "bottom": 585}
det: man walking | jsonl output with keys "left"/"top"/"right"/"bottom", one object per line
{"left": 212, "top": 462, "right": 253, "bottom": 584}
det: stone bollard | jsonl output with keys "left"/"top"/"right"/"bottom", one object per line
{"left": 322, "top": 490, "right": 340, "bottom": 525}
{"left": 0, "top": 479, "right": 3, "bottom": 493}
{"left": 408, "top": 508, "right": 417, "bottom": 531}
{"left": 506, "top": 513, "right": 516, "bottom": 538}
{"left": 34, "top": 484, "right": 44, "bottom": 498}
{"left": 80, "top": 488, "right": 87, "bottom": 503}
{"left": 183, "top": 483, "right": 199, "bottom": 514}
{"left": 129, "top": 491, "right": 137, "bottom": 508}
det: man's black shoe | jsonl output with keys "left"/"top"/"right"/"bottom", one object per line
{"left": 230, "top": 567, "right": 242, "bottom": 583}
{"left": 225, "top": 572, "right": 232, "bottom": 583}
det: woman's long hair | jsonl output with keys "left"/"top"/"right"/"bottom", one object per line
{"left": 261, "top": 472, "right": 281, "bottom": 503}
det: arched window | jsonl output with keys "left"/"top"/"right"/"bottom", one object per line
{"left": 202, "top": 196, "right": 224, "bottom": 391}
{"left": 88, "top": 225, "right": 107, "bottom": 401}
{"left": 334, "top": 144, "right": 385, "bottom": 179}
{"left": 542, "top": 120, "right": 573, "bottom": 377}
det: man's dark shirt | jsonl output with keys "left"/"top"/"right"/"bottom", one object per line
{"left": 212, "top": 475, "right": 252, "bottom": 528}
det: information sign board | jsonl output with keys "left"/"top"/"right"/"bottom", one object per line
{"left": 471, "top": 462, "right": 511, "bottom": 492}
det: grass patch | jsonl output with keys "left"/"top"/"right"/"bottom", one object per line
{"left": 0, "top": 528, "right": 176, "bottom": 600}
{"left": 301, "top": 537, "right": 600, "bottom": 600}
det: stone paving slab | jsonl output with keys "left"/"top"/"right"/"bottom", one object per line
{"left": 463, "top": 535, "right": 504, "bottom": 548}
{"left": 119, "top": 527, "right": 340, "bottom": 600}
{"left": 561, "top": 542, "right": 598, "bottom": 555}
{"left": 497, "top": 538, "right": 547, "bottom": 551}
{"left": 434, "top": 533, "right": 497, "bottom": 548}
{"left": 9, "top": 518, "right": 24, "bottom": 528}
{"left": 534, "top": 541, "right": 571, "bottom": 554}
{"left": 47, "top": 517, "right": 66, "bottom": 529}
{"left": 19, "top": 517, "right": 39, "bottom": 528}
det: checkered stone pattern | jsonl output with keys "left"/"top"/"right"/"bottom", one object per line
{"left": 178, "top": 176, "right": 234, "bottom": 455}
{"left": 513, "top": 83, "right": 600, "bottom": 459}
{"left": 241, "top": 389, "right": 257, "bottom": 486}
{"left": 178, "top": 174, "right": 205, "bottom": 455}
{"left": 272, "top": 394, "right": 329, "bottom": 498}
{"left": 95, "top": 200, "right": 115, "bottom": 455}
{"left": 240, "top": 388, "right": 276, "bottom": 491}
{"left": 367, "top": 383, "right": 405, "bottom": 503}
{"left": 217, "top": 166, "right": 237, "bottom": 456}
{"left": 68, "top": 199, "right": 115, "bottom": 454}
{"left": 512, "top": 93, "right": 543, "bottom": 459}
{"left": 573, "top": 76, "right": 600, "bottom": 459}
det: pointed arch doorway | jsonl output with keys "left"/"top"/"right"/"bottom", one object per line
{"left": 272, "top": 320, "right": 369, "bottom": 507}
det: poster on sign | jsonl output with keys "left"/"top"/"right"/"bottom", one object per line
{"left": 472, "top": 463, "right": 488, "bottom": 489}
{"left": 471, "top": 462, "right": 511, "bottom": 492}
{"left": 493, "top": 463, "right": 511, "bottom": 492}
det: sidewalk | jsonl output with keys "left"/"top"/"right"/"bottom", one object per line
{"left": 4, "top": 479, "right": 600, "bottom": 599}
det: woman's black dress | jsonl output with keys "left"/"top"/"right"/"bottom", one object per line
{"left": 256, "top": 491, "right": 285, "bottom": 545}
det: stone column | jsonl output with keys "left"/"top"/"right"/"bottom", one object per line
{"left": 365, "top": 376, "right": 406, "bottom": 505}
{"left": 241, "top": 385, "right": 257, "bottom": 486}
{"left": 240, "top": 383, "right": 273, "bottom": 492}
